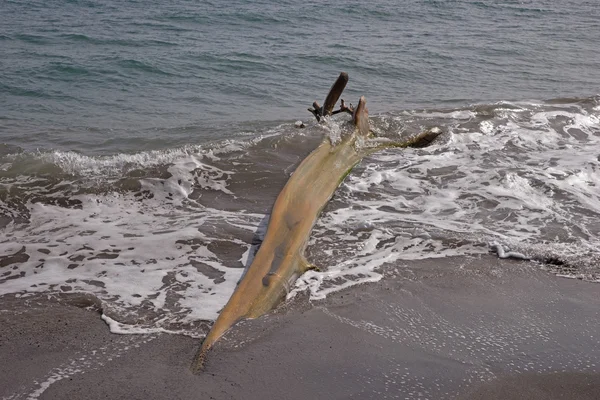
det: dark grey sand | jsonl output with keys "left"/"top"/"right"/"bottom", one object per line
{"left": 1, "top": 255, "right": 600, "bottom": 399}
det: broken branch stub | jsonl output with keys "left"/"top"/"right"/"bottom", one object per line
{"left": 308, "top": 101, "right": 322, "bottom": 122}
{"left": 352, "top": 96, "right": 369, "bottom": 136}
{"left": 331, "top": 99, "right": 354, "bottom": 116}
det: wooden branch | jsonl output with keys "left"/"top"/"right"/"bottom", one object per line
{"left": 331, "top": 99, "right": 354, "bottom": 115}
{"left": 308, "top": 101, "right": 323, "bottom": 121}
{"left": 308, "top": 72, "right": 349, "bottom": 121}
{"left": 307, "top": 108, "right": 320, "bottom": 122}
{"left": 322, "top": 72, "right": 349, "bottom": 116}
{"left": 313, "top": 101, "right": 322, "bottom": 113}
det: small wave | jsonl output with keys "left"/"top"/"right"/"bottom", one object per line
{"left": 64, "top": 0, "right": 98, "bottom": 5}
{"left": 132, "top": 20, "right": 190, "bottom": 32}
{"left": 545, "top": 95, "right": 600, "bottom": 106}
{"left": 0, "top": 143, "right": 23, "bottom": 157}
{"left": 145, "top": 39, "right": 178, "bottom": 47}
{"left": 117, "top": 59, "right": 173, "bottom": 76}
{"left": 47, "top": 62, "right": 90, "bottom": 77}
{"left": 60, "top": 33, "right": 93, "bottom": 42}
{"left": 59, "top": 33, "right": 167, "bottom": 48}
{"left": 60, "top": 33, "right": 134, "bottom": 46}
{"left": 0, "top": 82, "right": 52, "bottom": 99}
{"left": 14, "top": 33, "right": 50, "bottom": 44}
{"left": 156, "top": 13, "right": 211, "bottom": 24}
{"left": 0, "top": 123, "right": 292, "bottom": 178}
{"left": 37, "top": 146, "right": 205, "bottom": 177}
{"left": 232, "top": 11, "right": 288, "bottom": 25}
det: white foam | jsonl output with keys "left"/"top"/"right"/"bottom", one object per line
{"left": 1, "top": 103, "right": 599, "bottom": 338}
{"left": 100, "top": 314, "right": 202, "bottom": 338}
{"left": 35, "top": 144, "right": 217, "bottom": 177}
{"left": 290, "top": 105, "right": 600, "bottom": 297}
{"left": 11, "top": 122, "right": 293, "bottom": 179}
{"left": 0, "top": 150, "right": 255, "bottom": 334}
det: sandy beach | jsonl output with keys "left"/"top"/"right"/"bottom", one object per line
{"left": 2, "top": 255, "right": 599, "bottom": 400}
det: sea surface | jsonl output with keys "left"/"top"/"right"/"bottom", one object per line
{"left": 1, "top": 0, "right": 599, "bottom": 336}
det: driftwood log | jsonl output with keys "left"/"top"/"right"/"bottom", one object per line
{"left": 191, "top": 73, "right": 441, "bottom": 372}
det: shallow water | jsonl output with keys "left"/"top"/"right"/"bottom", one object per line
{"left": 1, "top": 0, "right": 599, "bottom": 335}
{"left": 2, "top": 0, "right": 599, "bottom": 153}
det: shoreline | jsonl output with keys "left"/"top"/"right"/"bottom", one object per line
{"left": 2, "top": 255, "right": 600, "bottom": 399}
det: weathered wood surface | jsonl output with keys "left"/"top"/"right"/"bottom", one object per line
{"left": 191, "top": 73, "right": 441, "bottom": 372}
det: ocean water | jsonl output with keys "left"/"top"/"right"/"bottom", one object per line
{"left": 1, "top": 0, "right": 599, "bottom": 336}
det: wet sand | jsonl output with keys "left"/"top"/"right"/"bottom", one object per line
{"left": 1, "top": 255, "right": 599, "bottom": 399}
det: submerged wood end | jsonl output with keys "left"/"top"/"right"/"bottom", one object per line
{"left": 191, "top": 345, "right": 209, "bottom": 374}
